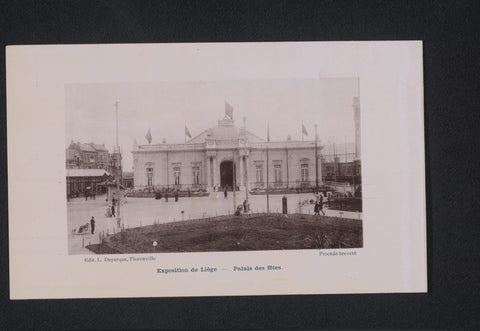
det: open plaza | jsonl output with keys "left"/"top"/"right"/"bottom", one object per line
{"left": 68, "top": 192, "right": 362, "bottom": 254}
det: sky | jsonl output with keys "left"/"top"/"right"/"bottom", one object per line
{"left": 65, "top": 78, "right": 358, "bottom": 171}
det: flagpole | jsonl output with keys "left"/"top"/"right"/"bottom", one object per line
{"left": 315, "top": 124, "right": 318, "bottom": 193}
{"left": 243, "top": 116, "right": 249, "bottom": 211}
{"left": 345, "top": 134, "right": 348, "bottom": 177}
{"left": 266, "top": 123, "right": 270, "bottom": 213}
{"left": 115, "top": 101, "right": 119, "bottom": 148}
{"left": 334, "top": 142, "right": 337, "bottom": 183}
{"left": 115, "top": 101, "right": 121, "bottom": 226}
{"left": 301, "top": 121, "right": 304, "bottom": 141}
{"left": 185, "top": 124, "right": 186, "bottom": 144}
{"left": 233, "top": 150, "right": 236, "bottom": 214}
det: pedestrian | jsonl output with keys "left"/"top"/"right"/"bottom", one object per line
{"left": 314, "top": 201, "right": 319, "bottom": 215}
{"left": 243, "top": 200, "right": 247, "bottom": 213}
{"left": 111, "top": 204, "right": 115, "bottom": 217}
{"left": 224, "top": 186, "right": 228, "bottom": 198}
{"left": 235, "top": 204, "right": 242, "bottom": 216}
{"left": 112, "top": 197, "right": 116, "bottom": 207}
{"left": 318, "top": 198, "right": 325, "bottom": 215}
{"left": 174, "top": 190, "right": 179, "bottom": 202}
{"left": 165, "top": 192, "right": 168, "bottom": 202}
{"left": 90, "top": 216, "right": 95, "bottom": 234}
{"left": 105, "top": 206, "right": 112, "bottom": 217}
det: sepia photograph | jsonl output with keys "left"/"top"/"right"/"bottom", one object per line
{"left": 66, "top": 79, "right": 363, "bottom": 254}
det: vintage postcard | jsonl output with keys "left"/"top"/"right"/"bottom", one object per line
{"left": 7, "top": 42, "right": 426, "bottom": 298}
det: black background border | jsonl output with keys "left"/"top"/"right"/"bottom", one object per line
{"left": 1, "top": 0, "right": 480, "bottom": 329}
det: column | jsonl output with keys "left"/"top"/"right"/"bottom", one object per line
{"left": 286, "top": 148, "right": 289, "bottom": 188}
{"left": 206, "top": 156, "right": 211, "bottom": 189}
{"left": 244, "top": 155, "right": 249, "bottom": 188}
{"left": 212, "top": 156, "right": 217, "bottom": 187}
{"left": 239, "top": 155, "right": 244, "bottom": 187}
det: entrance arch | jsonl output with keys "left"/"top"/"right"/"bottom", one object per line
{"left": 220, "top": 160, "right": 235, "bottom": 190}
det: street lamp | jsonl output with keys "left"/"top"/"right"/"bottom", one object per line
{"left": 315, "top": 124, "right": 319, "bottom": 193}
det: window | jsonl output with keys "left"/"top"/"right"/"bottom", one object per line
{"left": 192, "top": 167, "right": 200, "bottom": 185}
{"left": 274, "top": 164, "right": 282, "bottom": 182}
{"left": 326, "top": 165, "right": 335, "bottom": 176}
{"left": 346, "top": 164, "right": 352, "bottom": 176}
{"left": 255, "top": 165, "right": 264, "bottom": 183}
{"left": 146, "top": 167, "right": 153, "bottom": 186}
{"left": 174, "top": 167, "right": 181, "bottom": 185}
{"left": 89, "top": 155, "right": 95, "bottom": 163}
{"left": 301, "top": 163, "right": 309, "bottom": 182}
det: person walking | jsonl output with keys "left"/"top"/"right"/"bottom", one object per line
{"left": 224, "top": 186, "right": 228, "bottom": 198}
{"left": 243, "top": 200, "right": 247, "bottom": 213}
{"left": 90, "top": 216, "right": 95, "bottom": 234}
{"left": 174, "top": 190, "right": 179, "bottom": 202}
{"left": 111, "top": 204, "right": 115, "bottom": 217}
{"left": 165, "top": 191, "right": 168, "bottom": 202}
{"left": 314, "top": 201, "right": 319, "bottom": 216}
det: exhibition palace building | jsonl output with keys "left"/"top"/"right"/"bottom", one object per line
{"left": 132, "top": 99, "right": 360, "bottom": 194}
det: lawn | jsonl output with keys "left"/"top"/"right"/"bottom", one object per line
{"left": 87, "top": 213, "right": 363, "bottom": 254}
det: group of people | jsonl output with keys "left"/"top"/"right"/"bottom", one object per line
{"left": 105, "top": 204, "right": 116, "bottom": 218}
{"left": 72, "top": 216, "right": 95, "bottom": 235}
{"left": 104, "top": 197, "right": 117, "bottom": 218}
{"left": 156, "top": 190, "right": 180, "bottom": 202}
{"left": 235, "top": 200, "right": 250, "bottom": 216}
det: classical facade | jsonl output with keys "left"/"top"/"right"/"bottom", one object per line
{"left": 132, "top": 113, "right": 328, "bottom": 192}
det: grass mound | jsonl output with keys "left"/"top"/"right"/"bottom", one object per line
{"left": 90, "top": 213, "right": 362, "bottom": 254}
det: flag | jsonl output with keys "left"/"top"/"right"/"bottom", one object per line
{"left": 225, "top": 101, "right": 233, "bottom": 119}
{"left": 302, "top": 123, "right": 308, "bottom": 136}
{"left": 185, "top": 125, "right": 191, "bottom": 138}
{"left": 145, "top": 128, "right": 152, "bottom": 144}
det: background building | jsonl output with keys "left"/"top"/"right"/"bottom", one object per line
{"left": 66, "top": 141, "right": 116, "bottom": 198}
{"left": 321, "top": 97, "right": 362, "bottom": 196}
{"left": 122, "top": 172, "right": 134, "bottom": 188}
{"left": 66, "top": 168, "right": 111, "bottom": 198}
{"left": 66, "top": 141, "right": 115, "bottom": 173}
